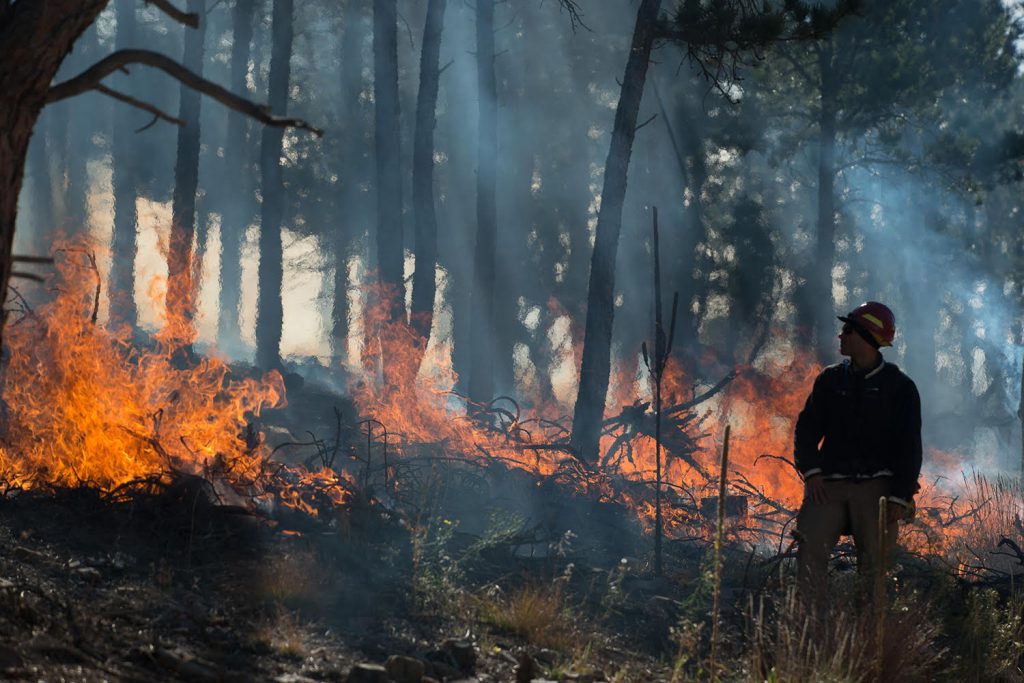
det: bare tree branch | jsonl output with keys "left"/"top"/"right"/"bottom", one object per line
{"left": 10, "top": 272, "right": 45, "bottom": 283}
{"left": 556, "top": 0, "right": 587, "bottom": 31}
{"left": 95, "top": 84, "right": 186, "bottom": 128}
{"left": 144, "top": 0, "right": 200, "bottom": 28}
{"left": 46, "top": 49, "right": 323, "bottom": 137}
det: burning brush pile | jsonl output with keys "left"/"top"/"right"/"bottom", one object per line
{"left": 0, "top": 242, "right": 1014, "bottom": 570}
{"left": 1, "top": 243, "right": 1024, "bottom": 680}
{"left": 0, "top": 245, "right": 355, "bottom": 520}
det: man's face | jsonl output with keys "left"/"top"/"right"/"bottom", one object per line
{"left": 838, "top": 322, "right": 872, "bottom": 357}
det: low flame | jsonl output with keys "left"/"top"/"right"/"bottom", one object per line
{"left": 0, "top": 242, "right": 351, "bottom": 517}
{"left": 352, "top": 289, "right": 818, "bottom": 540}
{"left": 0, "top": 249, "right": 1011, "bottom": 565}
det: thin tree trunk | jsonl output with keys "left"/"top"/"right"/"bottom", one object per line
{"left": 217, "top": 0, "right": 256, "bottom": 352}
{"left": 25, "top": 109, "right": 55, "bottom": 256}
{"left": 167, "top": 0, "right": 206, "bottom": 344}
{"left": 254, "top": 0, "right": 294, "bottom": 371}
{"left": 62, "top": 24, "right": 99, "bottom": 235}
{"left": 410, "top": 0, "right": 446, "bottom": 351}
{"left": 331, "top": 0, "right": 368, "bottom": 361}
{"left": 109, "top": 0, "right": 140, "bottom": 327}
{"left": 373, "top": 0, "right": 403, "bottom": 320}
{"left": 468, "top": 0, "right": 497, "bottom": 404}
{"left": 676, "top": 84, "right": 707, "bottom": 344}
{"left": 570, "top": 0, "right": 662, "bottom": 464}
{"left": 811, "top": 37, "right": 837, "bottom": 362}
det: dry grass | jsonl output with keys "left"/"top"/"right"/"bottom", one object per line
{"left": 951, "top": 587, "right": 1024, "bottom": 681}
{"left": 252, "top": 607, "right": 309, "bottom": 659}
{"left": 746, "top": 587, "right": 943, "bottom": 682}
{"left": 476, "top": 581, "right": 577, "bottom": 651}
{"left": 256, "top": 549, "right": 325, "bottom": 611}
{"left": 909, "top": 471, "right": 1024, "bottom": 568}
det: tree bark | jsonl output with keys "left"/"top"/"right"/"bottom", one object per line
{"left": 216, "top": 0, "right": 256, "bottom": 353}
{"left": 570, "top": 0, "right": 662, "bottom": 464}
{"left": 811, "top": 37, "right": 837, "bottom": 362}
{"left": 167, "top": 0, "right": 207, "bottom": 344}
{"left": 373, "top": 0, "right": 403, "bottom": 320}
{"left": 255, "top": 0, "right": 294, "bottom": 371}
{"left": 331, "top": 0, "right": 369, "bottom": 362}
{"left": 109, "top": 0, "right": 139, "bottom": 327}
{"left": 62, "top": 25, "right": 100, "bottom": 235}
{"left": 25, "top": 109, "right": 55, "bottom": 257}
{"left": 676, "top": 85, "right": 708, "bottom": 344}
{"left": 468, "top": 0, "right": 497, "bottom": 404}
{"left": 0, "top": 2, "right": 109, "bottom": 341}
{"left": 410, "top": 0, "right": 447, "bottom": 351}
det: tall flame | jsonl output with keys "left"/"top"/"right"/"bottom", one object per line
{"left": 1, "top": 249, "right": 1010, "bottom": 563}
{"left": 0, "top": 242, "right": 350, "bottom": 517}
{"left": 351, "top": 289, "right": 823, "bottom": 539}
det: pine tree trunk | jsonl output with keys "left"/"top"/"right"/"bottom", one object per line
{"left": 811, "top": 37, "right": 837, "bottom": 362}
{"left": 0, "top": 111, "right": 37, "bottom": 335}
{"left": 255, "top": 0, "right": 294, "bottom": 371}
{"left": 373, "top": 0, "right": 403, "bottom": 318}
{"left": 468, "top": 0, "right": 497, "bottom": 404}
{"left": 167, "top": 0, "right": 206, "bottom": 344}
{"left": 62, "top": 25, "right": 100, "bottom": 235}
{"left": 677, "top": 86, "right": 708, "bottom": 344}
{"left": 25, "top": 109, "right": 55, "bottom": 256}
{"left": 570, "top": 0, "right": 662, "bottom": 464}
{"left": 331, "top": 0, "right": 369, "bottom": 362}
{"left": 217, "top": 0, "right": 256, "bottom": 352}
{"left": 410, "top": 0, "right": 446, "bottom": 349}
{"left": 109, "top": 0, "right": 140, "bottom": 327}
{"left": 0, "top": 2, "right": 109, "bottom": 351}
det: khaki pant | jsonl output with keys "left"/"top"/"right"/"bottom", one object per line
{"left": 795, "top": 478, "right": 898, "bottom": 599}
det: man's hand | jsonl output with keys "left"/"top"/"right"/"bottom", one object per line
{"left": 886, "top": 501, "right": 909, "bottom": 524}
{"left": 804, "top": 475, "right": 828, "bottom": 504}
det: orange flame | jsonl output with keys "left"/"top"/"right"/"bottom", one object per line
{"left": 350, "top": 289, "right": 824, "bottom": 539}
{"left": 0, "top": 241, "right": 351, "bottom": 518}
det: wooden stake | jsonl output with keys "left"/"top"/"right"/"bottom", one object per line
{"left": 1018, "top": 352, "right": 1024, "bottom": 475}
{"left": 645, "top": 206, "right": 677, "bottom": 578}
{"left": 874, "top": 495, "right": 887, "bottom": 683}
{"left": 709, "top": 424, "right": 730, "bottom": 681}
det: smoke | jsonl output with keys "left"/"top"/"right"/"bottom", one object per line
{"left": 12, "top": 0, "right": 1024, "bottom": 475}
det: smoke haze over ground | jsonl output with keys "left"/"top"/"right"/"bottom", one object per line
{"left": 13, "top": 0, "right": 1024, "bottom": 477}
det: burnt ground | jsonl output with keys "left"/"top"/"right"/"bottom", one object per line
{"left": 6, "top": 375, "right": 989, "bottom": 681}
{"left": 0, "top": 476, "right": 707, "bottom": 682}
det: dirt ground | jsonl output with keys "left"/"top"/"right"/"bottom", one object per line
{"left": 0, "top": 485, "right": 683, "bottom": 682}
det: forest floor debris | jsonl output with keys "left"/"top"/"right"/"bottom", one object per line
{"left": 3, "top": 467, "right": 1024, "bottom": 682}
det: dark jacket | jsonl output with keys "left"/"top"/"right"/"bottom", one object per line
{"left": 794, "top": 359, "right": 922, "bottom": 500}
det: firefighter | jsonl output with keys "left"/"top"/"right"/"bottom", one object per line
{"left": 793, "top": 301, "right": 922, "bottom": 599}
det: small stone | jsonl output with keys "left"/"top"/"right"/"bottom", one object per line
{"left": 384, "top": 654, "right": 425, "bottom": 683}
{"left": 442, "top": 639, "right": 477, "bottom": 672}
{"left": 13, "top": 546, "right": 46, "bottom": 563}
{"left": 73, "top": 567, "right": 102, "bottom": 583}
{"left": 346, "top": 663, "right": 388, "bottom": 683}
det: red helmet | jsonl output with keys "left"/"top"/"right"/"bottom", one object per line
{"left": 839, "top": 301, "right": 896, "bottom": 347}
